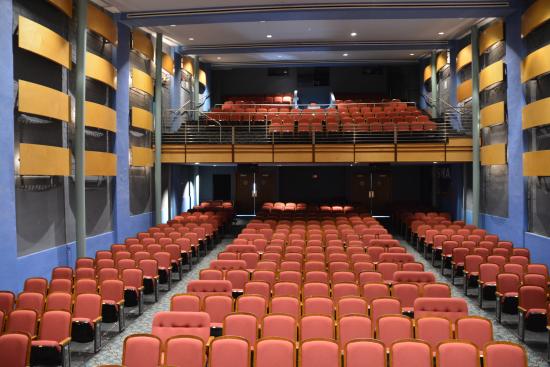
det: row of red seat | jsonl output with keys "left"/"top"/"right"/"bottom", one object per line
{"left": 0, "top": 204, "right": 233, "bottom": 366}
{"left": 401, "top": 210, "right": 549, "bottom": 354}
{"left": 107, "top": 209, "right": 528, "bottom": 367}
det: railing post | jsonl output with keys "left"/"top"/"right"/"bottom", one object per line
{"left": 431, "top": 51, "right": 439, "bottom": 119}
{"left": 470, "top": 25, "right": 481, "bottom": 227}
{"left": 154, "top": 33, "right": 163, "bottom": 225}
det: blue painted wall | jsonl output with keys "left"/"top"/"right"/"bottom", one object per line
{"left": 0, "top": 19, "right": 153, "bottom": 293}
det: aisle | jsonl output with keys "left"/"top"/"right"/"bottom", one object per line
{"left": 80, "top": 224, "right": 240, "bottom": 367}
{"left": 397, "top": 236, "right": 546, "bottom": 367}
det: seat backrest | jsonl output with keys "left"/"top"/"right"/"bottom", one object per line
{"left": 413, "top": 297, "right": 468, "bottom": 323}
{"left": 23, "top": 278, "right": 48, "bottom": 296}
{"left": 455, "top": 316, "right": 493, "bottom": 350}
{"left": 16, "top": 292, "right": 44, "bottom": 317}
{"left": 236, "top": 295, "right": 267, "bottom": 320}
{"left": 390, "top": 340, "right": 431, "bottom": 367}
{"left": 483, "top": 342, "right": 527, "bottom": 367}
{"left": 261, "top": 314, "right": 297, "bottom": 341}
{"left": 303, "top": 297, "right": 334, "bottom": 317}
{"left": 204, "top": 295, "right": 234, "bottom": 324}
{"left": 122, "top": 334, "right": 162, "bottom": 367}
{"left": 300, "top": 314, "right": 335, "bottom": 341}
{"left": 376, "top": 315, "right": 413, "bottom": 348}
{"left": 223, "top": 312, "right": 258, "bottom": 347}
{"left": 45, "top": 292, "right": 72, "bottom": 312}
{"left": 415, "top": 316, "right": 452, "bottom": 350}
{"left": 518, "top": 285, "right": 547, "bottom": 310}
{"left": 436, "top": 340, "right": 480, "bottom": 367}
{"left": 209, "top": 336, "right": 250, "bottom": 367}
{"left": 165, "top": 335, "right": 205, "bottom": 367}
{"left": 393, "top": 271, "right": 435, "bottom": 284}
{"left": 51, "top": 266, "right": 73, "bottom": 281}
{"left": 6, "top": 309, "right": 38, "bottom": 338}
{"left": 0, "top": 291, "right": 15, "bottom": 314}
{"left": 270, "top": 296, "right": 301, "bottom": 319}
{"left": 152, "top": 311, "right": 211, "bottom": 343}
{"left": 170, "top": 294, "right": 201, "bottom": 312}
{"left": 362, "top": 283, "right": 390, "bottom": 303}
{"left": 38, "top": 310, "right": 71, "bottom": 343}
{"left": 344, "top": 339, "right": 386, "bottom": 367}
{"left": 338, "top": 314, "right": 372, "bottom": 348}
{"left": 73, "top": 293, "right": 102, "bottom": 320}
{"left": 300, "top": 339, "right": 340, "bottom": 367}
{"left": 187, "top": 280, "right": 233, "bottom": 301}
{"left": 100, "top": 280, "right": 124, "bottom": 303}
{"left": 255, "top": 338, "right": 295, "bottom": 367}
{"left": 337, "top": 296, "right": 368, "bottom": 318}
{"left": 0, "top": 333, "right": 31, "bottom": 367}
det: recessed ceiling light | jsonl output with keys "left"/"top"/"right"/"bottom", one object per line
{"left": 266, "top": 34, "right": 273, "bottom": 38}
{"left": 350, "top": 32, "right": 357, "bottom": 37}
{"left": 438, "top": 32, "right": 445, "bottom": 35}
{"left": 188, "top": 37, "right": 194, "bottom": 41}
{"left": 277, "top": 55, "right": 282, "bottom": 58}
{"left": 170, "top": 24, "right": 176, "bottom": 27}
{"left": 410, "top": 53, "right": 415, "bottom": 56}
{"left": 216, "top": 57, "right": 221, "bottom": 60}
{"left": 260, "top": 20, "right": 266, "bottom": 23}
{"left": 343, "top": 53, "right": 349, "bottom": 57}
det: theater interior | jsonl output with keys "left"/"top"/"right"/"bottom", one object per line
{"left": 0, "top": 0, "right": 549, "bottom": 366}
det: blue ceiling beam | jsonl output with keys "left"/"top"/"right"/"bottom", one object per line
{"left": 210, "top": 59, "right": 419, "bottom": 69}
{"left": 178, "top": 41, "right": 448, "bottom": 55}
{"left": 120, "top": 2, "right": 514, "bottom": 27}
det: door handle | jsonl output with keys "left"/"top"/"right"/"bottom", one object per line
{"left": 368, "top": 190, "right": 375, "bottom": 199}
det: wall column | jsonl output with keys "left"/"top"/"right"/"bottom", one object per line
{"left": 114, "top": 23, "right": 131, "bottom": 243}
{"left": 74, "top": 0, "right": 88, "bottom": 257}
{"left": 470, "top": 26, "right": 481, "bottom": 227}
{"left": 505, "top": 10, "right": 527, "bottom": 245}
{"left": 154, "top": 33, "right": 163, "bottom": 225}
{"left": 0, "top": 0, "right": 18, "bottom": 291}
{"left": 430, "top": 51, "right": 438, "bottom": 118}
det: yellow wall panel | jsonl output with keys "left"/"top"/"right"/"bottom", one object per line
{"left": 85, "top": 151, "right": 116, "bottom": 176}
{"left": 18, "top": 80, "right": 70, "bottom": 122}
{"left": 522, "top": 44, "right": 550, "bottom": 82}
{"left": 480, "top": 101, "right": 506, "bottom": 128}
{"left": 186, "top": 145, "right": 233, "bottom": 163}
{"left": 397, "top": 144, "right": 445, "bottom": 162}
{"left": 131, "top": 107, "right": 154, "bottom": 131}
{"left": 423, "top": 65, "right": 431, "bottom": 82}
{"left": 88, "top": 4, "right": 117, "bottom": 44}
{"left": 47, "top": 0, "right": 72, "bottom": 17}
{"left": 355, "top": 144, "right": 395, "bottom": 162}
{"left": 457, "top": 79, "right": 473, "bottom": 102}
{"left": 234, "top": 145, "right": 272, "bottom": 163}
{"left": 162, "top": 53, "right": 175, "bottom": 75}
{"left": 523, "top": 97, "right": 550, "bottom": 130}
{"left": 85, "top": 101, "right": 116, "bottom": 132}
{"left": 524, "top": 150, "right": 550, "bottom": 176}
{"left": 131, "top": 146, "right": 154, "bottom": 167}
{"left": 274, "top": 145, "right": 312, "bottom": 163}
{"left": 86, "top": 52, "right": 117, "bottom": 89}
{"left": 132, "top": 29, "right": 154, "bottom": 60}
{"left": 522, "top": 0, "right": 550, "bottom": 37}
{"left": 131, "top": 68, "right": 154, "bottom": 96}
{"left": 456, "top": 44, "right": 472, "bottom": 71}
{"left": 479, "top": 20, "right": 504, "bottom": 54}
{"left": 182, "top": 56, "right": 194, "bottom": 76}
{"left": 480, "top": 60, "right": 504, "bottom": 92}
{"left": 315, "top": 145, "right": 355, "bottom": 162}
{"left": 481, "top": 143, "right": 507, "bottom": 165}
{"left": 18, "top": 16, "right": 71, "bottom": 69}
{"left": 199, "top": 69, "right": 207, "bottom": 86}
{"left": 436, "top": 52, "right": 447, "bottom": 72}
{"left": 19, "top": 143, "right": 70, "bottom": 176}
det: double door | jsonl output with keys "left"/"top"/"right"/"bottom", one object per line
{"left": 350, "top": 171, "right": 392, "bottom": 215}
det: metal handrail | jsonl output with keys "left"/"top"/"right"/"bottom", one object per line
{"left": 422, "top": 93, "right": 465, "bottom": 116}
{"left": 214, "top": 100, "right": 417, "bottom": 109}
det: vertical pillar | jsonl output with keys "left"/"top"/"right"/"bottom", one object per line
{"left": 0, "top": 0, "right": 18, "bottom": 291}
{"left": 193, "top": 57, "right": 200, "bottom": 112}
{"left": 114, "top": 23, "right": 131, "bottom": 243}
{"left": 154, "top": 34, "right": 163, "bottom": 225}
{"left": 505, "top": 11, "right": 527, "bottom": 245}
{"left": 75, "top": 0, "right": 88, "bottom": 257}
{"left": 470, "top": 25, "right": 481, "bottom": 226}
{"left": 448, "top": 41, "right": 459, "bottom": 107}
{"left": 430, "top": 51, "right": 438, "bottom": 118}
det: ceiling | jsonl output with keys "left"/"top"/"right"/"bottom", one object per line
{"left": 99, "top": 0, "right": 501, "bottom": 66}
